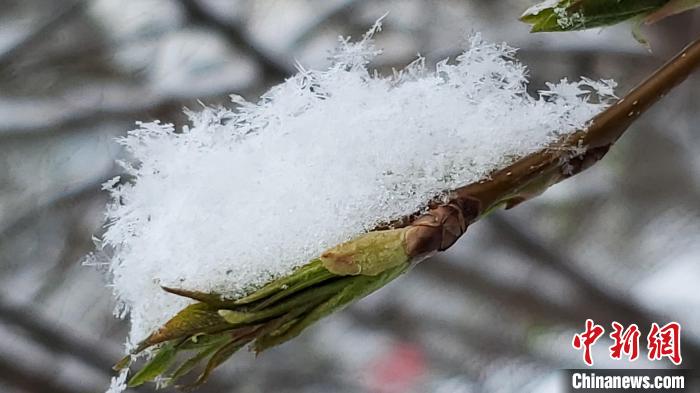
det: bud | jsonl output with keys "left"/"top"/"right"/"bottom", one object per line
{"left": 320, "top": 228, "right": 411, "bottom": 275}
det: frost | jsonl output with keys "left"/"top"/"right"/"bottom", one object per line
{"left": 97, "top": 30, "right": 615, "bottom": 346}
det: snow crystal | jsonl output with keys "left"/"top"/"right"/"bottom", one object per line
{"left": 97, "top": 30, "right": 615, "bottom": 343}
{"left": 106, "top": 370, "right": 128, "bottom": 393}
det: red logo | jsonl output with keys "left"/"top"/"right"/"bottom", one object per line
{"left": 609, "top": 322, "right": 640, "bottom": 361}
{"left": 572, "top": 319, "right": 605, "bottom": 366}
{"left": 647, "top": 322, "right": 682, "bottom": 365}
{"left": 572, "top": 320, "right": 682, "bottom": 366}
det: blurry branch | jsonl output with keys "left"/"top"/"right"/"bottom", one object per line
{"left": 289, "top": 0, "right": 370, "bottom": 49}
{"left": 0, "top": 296, "right": 117, "bottom": 373}
{"left": 488, "top": 213, "right": 700, "bottom": 365}
{"left": 0, "top": 45, "right": 651, "bottom": 141}
{"left": 0, "top": 297, "right": 174, "bottom": 393}
{"left": 346, "top": 306, "right": 481, "bottom": 381}
{"left": 348, "top": 301, "right": 555, "bottom": 376}
{"left": 12, "top": 32, "right": 165, "bottom": 77}
{"left": 0, "top": 89, "right": 234, "bottom": 141}
{"left": 0, "top": 0, "right": 88, "bottom": 72}
{"left": 488, "top": 213, "right": 652, "bottom": 324}
{"left": 0, "top": 188, "right": 238, "bottom": 393}
{"left": 33, "top": 215, "right": 95, "bottom": 302}
{"left": 417, "top": 259, "right": 583, "bottom": 325}
{"left": 178, "top": 0, "right": 293, "bottom": 82}
{"left": 0, "top": 172, "right": 116, "bottom": 241}
{"left": 0, "top": 354, "right": 90, "bottom": 393}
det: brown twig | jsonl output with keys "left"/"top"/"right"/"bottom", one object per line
{"left": 374, "top": 35, "right": 700, "bottom": 362}
{"left": 397, "top": 36, "right": 700, "bottom": 258}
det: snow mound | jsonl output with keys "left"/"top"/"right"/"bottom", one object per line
{"left": 96, "top": 27, "right": 615, "bottom": 342}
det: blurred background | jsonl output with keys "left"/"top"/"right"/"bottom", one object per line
{"left": 0, "top": 1, "right": 699, "bottom": 392}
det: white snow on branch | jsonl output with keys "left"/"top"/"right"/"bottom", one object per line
{"left": 95, "top": 30, "right": 615, "bottom": 343}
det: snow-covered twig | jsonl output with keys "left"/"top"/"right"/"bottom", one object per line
{"left": 101, "top": 32, "right": 700, "bottom": 389}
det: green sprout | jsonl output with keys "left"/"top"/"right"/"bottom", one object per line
{"left": 117, "top": 229, "right": 415, "bottom": 388}
{"left": 521, "top": 0, "right": 700, "bottom": 43}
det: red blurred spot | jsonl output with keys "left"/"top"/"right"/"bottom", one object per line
{"left": 367, "top": 342, "right": 426, "bottom": 393}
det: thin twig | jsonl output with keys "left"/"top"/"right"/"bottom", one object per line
{"left": 0, "top": 296, "right": 118, "bottom": 372}
{"left": 0, "top": 88, "right": 237, "bottom": 141}
{"left": 0, "top": 172, "right": 116, "bottom": 241}
{"left": 417, "top": 258, "right": 583, "bottom": 325}
{"left": 0, "top": 301, "right": 173, "bottom": 393}
{"left": 33, "top": 214, "right": 95, "bottom": 302}
{"left": 348, "top": 301, "right": 558, "bottom": 378}
{"left": 451, "top": 37, "right": 700, "bottom": 216}
{"left": 0, "top": 353, "right": 90, "bottom": 393}
{"left": 288, "top": 0, "right": 370, "bottom": 49}
{"left": 0, "top": 0, "right": 88, "bottom": 72}
{"left": 386, "top": 37, "right": 700, "bottom": 257}
{"left": 488, "top": 213, "right": 651, "bottom": 324}
{"left": 11, "top": 31, "right": 164, "bottom": 76}
{"left": 178, "top": 0, "right": 292, "bottom": 81}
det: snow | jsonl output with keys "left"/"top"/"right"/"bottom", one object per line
{"left": 522, "top": 0, "right": 560, "bottom": 18}
{"left": 94, "top": 27, "right": 615, "bottom": 344}
{"left": 105, "top": 370, "right": 128, "bottom": 393}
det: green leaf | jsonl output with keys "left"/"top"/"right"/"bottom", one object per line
{"left": 218, "top": 276, "right": 354, "bottom": 325}
{"left": 113, "top": 354, "right": 132, "bottom": 371}
{"left": 168, "top": 335, "right": 230, "bottom": 383}
{"left": 160, "top": 286, "right": 239, "bottom": 308}
{"left": 251, "top": 267, "right": 336, "bottom": 310}
{"left": 192, "top": 338, "right": 249, "bottom": 386}
{"left": 232, "top": 259, "right": 328, "bottom": 305}
{"left": 127, "top": 342, "right": 179, "bottom": 387}
{"left": 253, "top": 264, "right": 408, "bottom": 352}
{"left": 135, "top": 303, "right": 231, "bottom": 352}
{"left": 521, "top": 0, "right": 669, "bottom": 32}
{"left": 177, "top": 332, "right": 231, "bottom": 350}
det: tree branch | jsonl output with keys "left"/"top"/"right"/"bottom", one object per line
{"left": 0, "top": 296, "right": 118, "bottom": 372}
{"left": 417, "top": 258, "right": 583, "bottom": 325}
{"left": 288, "top": 0, "right": 370, "bottom": 49}
{"left": 390, "top": 37, "right": 700, "bottom": 261}
{"left": 0, "top": 172, "right": 116, "bottom": 241}
{"left": 455, "top": 37, "right": 700, "bottom": 216}
{"left": 0, "top": 0, "right": 88, "bottom": 72}
{"left": 0, "top": 354, "right": 90, "bottom": 393}
{"left": 178, "top": 0, "right": 292, "bottom": 82}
